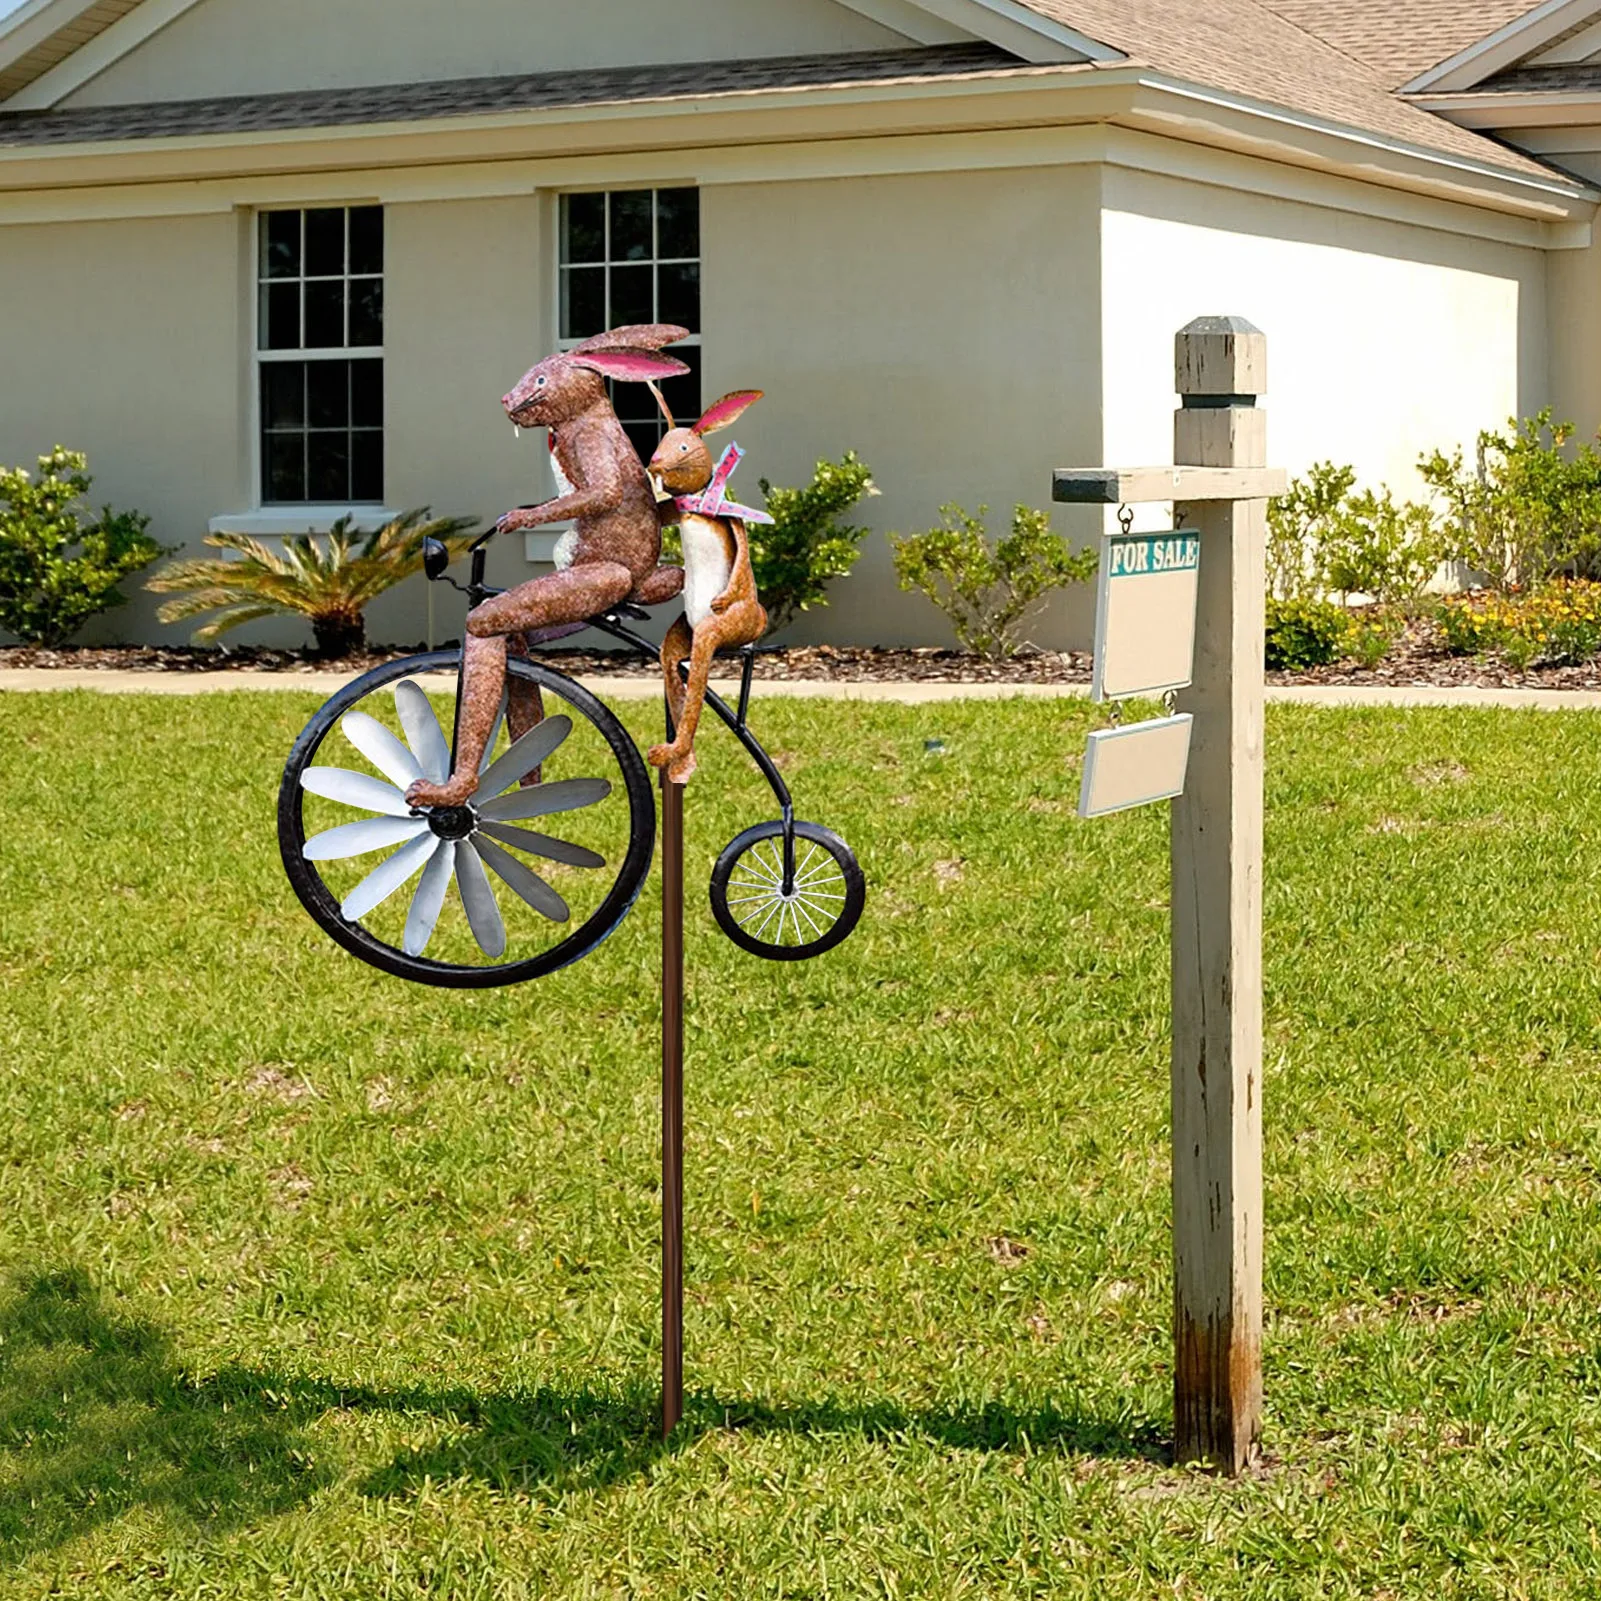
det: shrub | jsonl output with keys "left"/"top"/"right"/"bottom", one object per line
{"left": 0, "top": 447, "right": 164, "bottom": 647}
{"left": 146, "top": 510, "right": 477, "bottom": 657}
{"left": 1267, "top": 461, "right": 1354, "bottom": 601}
{"left": 1435, "top": 580, "right": 1601, "bottom": 668}
{"left": 1419, "top": 410, "right": 1601, "bottom": 593}
{"left": 889, "top": 503, "right": 1096, "bottom": 660}
{"left": 1268, "top": 462, "right": 1441, "bottom": 611}
{"left": 751, "top": 451, "right": 878, "bottom": 631}
{"left": 1264, "top": 595, "right": 1351, "bottom": 672}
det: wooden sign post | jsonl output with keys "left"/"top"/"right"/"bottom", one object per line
{"left": 1054, "top": 316, "right": 1282, "bottom": 1472}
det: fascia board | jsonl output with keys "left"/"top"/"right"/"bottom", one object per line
{"left": 1402, "top": 0, "right": 1601, "bottom": 94}
{"left": 0, "top": 62, "right": 1588, "bottom": 222}
{"left": 1412, "top": 89, "right": 1601, "bottom": 129}
{"left": 7, "top": 0, "right": 206, "bottom": 110}
{"left": 0, "top": 0, "right": 108, "bottom": 74}
{"left": 840, "top": 0, "right": 1121, "bottom": 62}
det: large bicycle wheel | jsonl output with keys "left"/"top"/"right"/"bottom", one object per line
{"left": 279, "top": 650, "right": 655, "bottom": 987}
{"left": 709, "top": 821, "right": 865, "bottom": 961}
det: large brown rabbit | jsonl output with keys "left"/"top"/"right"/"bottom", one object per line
{"left": 644, "top": 390, "right": 770, "bottom": 785}
{"left": 405, "top": 325, "right": 690, "bottom": 809}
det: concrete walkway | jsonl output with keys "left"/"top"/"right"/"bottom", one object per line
{"left": 4, "top": 667, "right": 1601, "bottom": 709}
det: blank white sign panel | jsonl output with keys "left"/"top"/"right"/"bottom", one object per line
{"left": 1094, "top": 530, "right": 1200, "bottom": 702}
{"left": 1077, "top": 714, "right": 1195, "bottom": 818}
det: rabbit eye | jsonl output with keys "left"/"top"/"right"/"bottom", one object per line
{"left": 535, "top": 375, "right": 547, "bottom": 388}
{"left": 679, "top": 444, "right": 688, "bottom": 453}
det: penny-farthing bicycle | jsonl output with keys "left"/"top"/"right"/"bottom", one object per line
{"left": 278, "top": 534, "right": 865, "bottom": 987}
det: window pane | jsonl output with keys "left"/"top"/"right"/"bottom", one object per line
{"left": 562, "top": 192, "right": 605, "bottom": 264}
{"left": 351, "top": 431, "right": 383, "bottom": 501}
{"left": 264, "top": 433, "right": 305, "bottom": 502}
{"left": 305, "top": 208, "right": 345, "bottom": 277}
{"left": 261, "top": 362, "right": 304, "bottom": 428}
{"left": 561, "top": 267, "right": 605, "bottom": 339}
{"left": 351, "top": 359, "right": 383, "bottom": 427}
{"left": 349, "top": 278, "right": 382, "bottom": 347}
{"left": 305, "top": 280, "right": 344, "bottom": 348}
{"left": 658, "top": 262, "right": 699, "bottom": 332}
{"left": 610, "top": 263, "right": 653, "bottom": 327}
{"left": 623, "top": 419, "right": 660, "bottom": 463}
{"left": 308, "top": 432, "right": 350, "bottom": 500}
{"left": 307, "top": 360, "right": 349, "bottom": 428}
{"left": 261, "top": 211, "right": 300, "bottom": 279}
{"left": 349, "top": 206, "right": 383, "bottom": 275}
{"left": 609, "top": 189, "right": 652, "bottom": 261}
{"left": 261, "top": 282, "right": 300, "bottom": 350}
{"left": 656, "top": 187, "right": 698, "bottom": 260}
{"left": 659, "top": 344, "right": 701, "bottom": 432}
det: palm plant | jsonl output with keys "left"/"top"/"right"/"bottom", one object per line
{"left": 146, "top": 510, "right": 478, "bottom": 657}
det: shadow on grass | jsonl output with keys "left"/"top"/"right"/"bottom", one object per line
{"left": 0, "top": 1268, "right": 1167, "bottom": 1559}
{"left": 0, "top": 1269, "right": 325, "bottom": 1566}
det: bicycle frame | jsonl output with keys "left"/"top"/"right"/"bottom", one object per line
{"left": 436, "top": 545, "right": 801, "bottom": 893}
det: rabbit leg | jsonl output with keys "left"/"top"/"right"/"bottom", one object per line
{"left": 504, "top": 633, "right": 546, "bottom": 788}
{"left": 658, "top": 614, "right": 692, "bottom": 733}
{"left": 407, "top": 562, "right": 634, "bottom": 806}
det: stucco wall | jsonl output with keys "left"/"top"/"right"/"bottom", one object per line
{"left": 64, "top": 0, "right": 920, "bottom": 107}
{"left": 1100, "top": 169, "right": 1547, "bottom": 517}
{"left": 0, "top": 209, "right": 245, "bottom": 644}
{"left": 703, "top": 163, "right": 1104, "bottom": 648}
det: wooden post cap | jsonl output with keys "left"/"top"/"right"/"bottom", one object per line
{"left": 1176, "top": 316, "right": 1266, "bottom": 404}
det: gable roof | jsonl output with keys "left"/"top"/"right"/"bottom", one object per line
{"left": 0, "top": 0, "right": 1586, "bottom": 201}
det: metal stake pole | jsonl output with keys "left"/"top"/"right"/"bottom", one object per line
{"left": 661, "top": 772, "right": 685, "bottom": 1439}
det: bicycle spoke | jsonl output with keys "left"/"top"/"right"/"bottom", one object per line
{"left": 302, "top": 767, "right": 412, "bottom": 817}
{"left": 393, "top": 680, "right": 450, "bottom": 783}
{"left": 341, "top": 831, "right": 441, "bottom": 921}
{"left": 475, "top": 716, "right": 573, "bottom": 800}
{"left": 304, "top": 815, "right": 428, "bottom": 861}
{"left": 479, "top": 778, "right": 611, "bottom": 821}
{"left": 477, "top": 821, "right": 604, "bottom": 869}
{"left": 454, "top": 839, "right": 506, "bottom": 958}
{"left": 341, "top": 710, "right": 423, "bottom": 789}
{"left": 737, "top": 852, "right": 780, "bottom": 885}
{"left": 791, "top": 898, "right": 825, "bottom": 938}
{"left": 472, "top": 836, "right": 571, "bottom": 923}
{"left": 403, "top": 839, "right": 456, "bottom": 956}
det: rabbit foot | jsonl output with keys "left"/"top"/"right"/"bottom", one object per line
{"left": 647, "top": 743, "right": 697, "bottom": 784}
{"left": 406, "top": 773, "right": 477, "bottom": 808}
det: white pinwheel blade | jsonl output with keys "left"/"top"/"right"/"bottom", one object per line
{"left": 301, "top": 766, "right": 412, "bottom": 817}
{"left": 341, "top": 830, "right": 440, "bottom": 922}
{"left": 478, "top": 778, "right": 611, "bottom": 822}
{"left": 403, "top": 839, "right": 456, "bottom": 957}
{"left": 473, "top": 716, "right": 573, "bottom": 800}
{"left": 477, "top": 820, "right": 605, "bottom": 870}
{"left": 393, "top": 680, "right": 450, "bottom": 784}
{"left": 472, "top": 837, "right": 570, "bottom": 923}
{"left": 341, "top": 710, "right": 424, "bottom": 789}
{"left": 454, "top": 838, "right": 506, "bottom": 958}
{"left": 479, "top": 694, "right": 508, "bottom": 775}
{"left": 304, "top": 815, "right": 429, "bottom": 861}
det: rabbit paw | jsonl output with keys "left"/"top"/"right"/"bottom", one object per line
{"left": 406, "top": 773, "right": 477, "bottom": 808}
{"left": 667, "top": 751, "right": 697, "bottom": 785}
{"left": 646, "top": 741, "right": 677, "bottom": 770}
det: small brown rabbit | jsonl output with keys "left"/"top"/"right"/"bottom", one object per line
{"left": 644, "top": 390, "right": 770, "bottom": 785}
{"left": 406, "top": 325, "right": 690, "bottom": 809}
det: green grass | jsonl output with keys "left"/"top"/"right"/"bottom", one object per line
{"left": 2, "top": 689, "right": 1601, "bottom": 1597}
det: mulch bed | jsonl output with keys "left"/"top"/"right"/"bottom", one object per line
{"left": 7, "top": 634, "right": 1601, "bottom": 689}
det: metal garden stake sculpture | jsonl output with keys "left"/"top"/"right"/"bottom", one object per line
{"left": 645, "top": 389, "right": 771, "bottom": 784}
{"left": 404, "top": 322, "right": 692, "bottom": 811}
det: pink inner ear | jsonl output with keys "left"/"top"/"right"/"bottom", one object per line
{"left": 573, "top": 350, "right": 691, "bottom": 383}
{"left": 695, "top": 389, "right": 763, "bottom": 436}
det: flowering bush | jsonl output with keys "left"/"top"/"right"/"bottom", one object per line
{"left": 1264, "top": 595, "right": 1352, "bottom": 671}
{"left": 0, "top": 447, "right": 163, "bottom": 646}
{"left": 1434, "top": 580, "right": 1601, "bottom": 669}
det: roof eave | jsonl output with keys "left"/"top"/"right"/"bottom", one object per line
{"left": 0, "top": 64, "right": 1589, "bottom": 228}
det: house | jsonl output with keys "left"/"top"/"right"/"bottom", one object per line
{"left": 1, "top": 0, "right": 1600, "bottom": 649}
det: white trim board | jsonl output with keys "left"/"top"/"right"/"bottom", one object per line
{"left": 6, "top": 0, "right": 205, "bottom": 110}
{"left": 1402, "top": 0, "right": 1601, "bottom": 94}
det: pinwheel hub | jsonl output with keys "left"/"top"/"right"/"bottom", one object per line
{"left": 426, "top": 804, "right": 478, "bottom": 841}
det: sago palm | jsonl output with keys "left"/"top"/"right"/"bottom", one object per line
{"left": 147, "top": 510, "right": 478, "bottom": 657}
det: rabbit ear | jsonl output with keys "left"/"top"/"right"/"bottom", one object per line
{"left": 694, "top": 390, "right": 763, "bottom": 436}
{"left": 644, "top": 382, "right": 676, "bottom": 428}
{"left": 571, "top": 349, "right": 691, "bottom": 383}
{"left": 572, "top": 324, "right": 689, "bottom": 355}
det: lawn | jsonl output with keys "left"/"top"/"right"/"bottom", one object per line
{"left": 2, "top": 689, "right": 1600, "bottom": 1598}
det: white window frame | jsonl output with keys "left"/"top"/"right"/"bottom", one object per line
{"left": 250, "top": 204, "right": 387, "bottom": 516}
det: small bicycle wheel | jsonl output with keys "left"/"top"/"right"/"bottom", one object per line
{"left": 709, "top": 821, "right": 865, "bottom": 961}
{"left": 279, "top": 650, "right": 655, "bottom": 987}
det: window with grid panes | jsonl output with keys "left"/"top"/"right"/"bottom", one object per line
{"left": 257, "top": 206, "right": 384, "bottom": 504}
{"left": 559, "top": 188, "right": 699, "bottom": 462}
